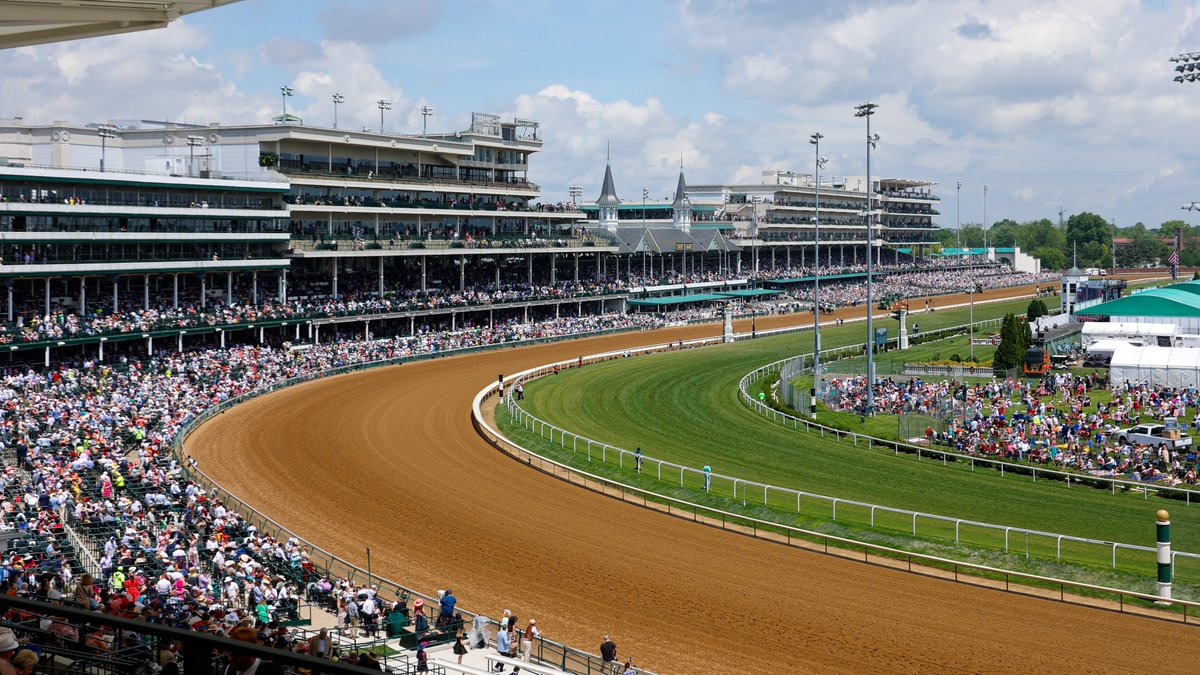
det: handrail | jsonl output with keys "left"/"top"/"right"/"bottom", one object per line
{"left": 496, "top": 337, "right": 1200, "bottom": 580}
{"left": 472, "top": 363, "right": 1200, "bottom": 624}
{"left": 168, "top": 328, "right": 664, "bottom": 675}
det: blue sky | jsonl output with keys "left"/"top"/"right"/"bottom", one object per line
{"left": 5, "top": 0, "right": 1200, "bottom": 231}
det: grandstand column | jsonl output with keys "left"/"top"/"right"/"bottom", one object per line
{"left": 6, "top": 284, "right": 11, "bottom": 322}
{"left": 596, "top": 252, "right": 602, "bottom": 281}
{"left": 79, "top": 277, "right": 86, "bottom": 314}
{"left": 489, "top": 309, "right": 493, "bottom": 328}
{"left": 314, "top": 324, "right": 320, "bottom": 344}
{"left": 279, "top": 269, "right": 288, "bottom": 303}
{"left": 252, "top": 271, "right": 258, "bottom": 305}
{"left": 177, "top": 333, "right": 182, "bottom": 352}
{"left": 98, "top": 338, "right": 104, "bottom": 361}
{"left": 737, "top": 251, "right": 742, "bottom": 275}
{"left": 147, "top": 336, "right": 152, "bottom": 355}
{"left": 410, "top": 316, "right": 414, "bottom": 335}
{"left": 460, "top": 255, "right": 466, "bottom": 292}
{"left": 575, "top": 254, "right": 580, "bottom": 283}
{"left": 523, "top": 307, "right": 528, "bottom": 322}
{"left": 1158, "top": 510, "right": 1173, "bottom": 604}
{"left": 200, "top": 276, "right": 207, "bottom": 309}
{"left": 332, "top": 260, "right": 339, "bottom": 298}
{"left": 171, "top": 274, "right": 178, "bottom": 309}
{"left": 44, "top": 277, "right": 49, "bottom": 316}
{"left": 364, "top": 321, "right": 369, "bottom": 341}
{"left": 378, "top": 257, "right": 384, "bottom": 296}
{"left": 219, "top": 329, "right": 225, "bottom": 348}
{"left": 771, "top": 247, "right": 776, "bottom": 269}
{"left": 226, "top": 271, "right": 233, "bottom": 305}
{"left": 43, "top": 346, "right": 49, "bottom": 367}
{"left": 555, "top": 303, "right": 559, "bottom": 318}
{"left": 527, "top": 254, "right": 533, "bottom": 285}
{"left": 550, "top": 252, "right": 556, "bottom": 284}
{"left": 144, "top": 274, "right": 150, "bottom": 310}
{"left": 786, "top": 246, "right": 791, "bottom": 268}
{"left": 421, "top": 256, "right": 427, "bottom": 292}
{"left": 452, "top": 312, "right": 456, "bottom": 330}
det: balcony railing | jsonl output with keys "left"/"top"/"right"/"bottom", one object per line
{"left": 290, "top": 235, "right": 607, "bottom": 252}
{"left": 278, "top": 164, "right": 541, "bottom": 192}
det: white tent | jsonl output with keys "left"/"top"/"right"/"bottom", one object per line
{"left": 1109, "top": 345, "right": 1200, "bottom": 389}
{"left": 1081, "top": 322, "right": 1177, "bottom": 348}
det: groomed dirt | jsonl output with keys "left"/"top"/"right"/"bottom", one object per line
{"left": 186, "top": 281, "right": 1194, "bottom": 674}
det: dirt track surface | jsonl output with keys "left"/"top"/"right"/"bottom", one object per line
{"left": 187, "top": 283, "right": 1194, "bottom": 674}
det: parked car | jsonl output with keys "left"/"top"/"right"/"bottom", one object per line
{"left": 1116, "top": 423, "right": 1193, "bottom": 450}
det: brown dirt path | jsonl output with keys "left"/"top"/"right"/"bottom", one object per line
{"left": 186, "top": 283, "right": 1194, "bottom": 674}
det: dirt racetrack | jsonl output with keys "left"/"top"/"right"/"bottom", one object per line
{"left": 187, "top": 281, "right": 1194, "bottom": 674}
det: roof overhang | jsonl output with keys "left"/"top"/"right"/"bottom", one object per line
{"left": 0, "top": 1, "right": 241, "bottom": 49}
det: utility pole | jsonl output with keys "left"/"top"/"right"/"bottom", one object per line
{"left": 855, "top": 101, "right": 879, "bottom": 412}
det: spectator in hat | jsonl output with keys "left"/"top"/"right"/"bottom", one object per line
{"left": 521, "top": 619, "right": 538, "bottom": 662}
{"left": 224, "top": 625, "right": 283, "bottom": 675}
{"left": 0, "top": 628, "right": 19, "bottom": 675}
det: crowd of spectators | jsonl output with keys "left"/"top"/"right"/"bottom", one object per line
{"left": 1, "top": 257, "right": 1049, "bottom": 347}
{"left": 0, "top": 308, "right": 703, "bottom": 671}
{"left": 820, "top": 371, "right": 1200, "bottom": 485}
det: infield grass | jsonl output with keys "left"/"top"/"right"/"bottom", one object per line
{"left": 495, "top": 295, "right": 1200, "bottom": 594}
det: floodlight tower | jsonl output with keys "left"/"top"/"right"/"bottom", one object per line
{"left": 854, "top": 101, "right": 879, "bottom": 412}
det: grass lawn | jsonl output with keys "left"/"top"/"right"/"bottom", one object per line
{"left": 496, "top": 296, "right": 1200, "bottom": 593}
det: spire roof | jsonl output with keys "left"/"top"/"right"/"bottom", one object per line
{"left": 595, "top": 161, "right": 621, "bottom": 207}
{"left": 671, "top": 170, "right": 691, "bottom": 210}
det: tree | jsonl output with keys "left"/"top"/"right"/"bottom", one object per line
{"left": 1159, "top": 220, "right": 1189, "bottom": 240}
{"left": 1021, "top": 317, "right": 1033, "bottom": 350}
{"left": 1066, "top": 212, "right": 1113, "bottom": 266}
{"left": 958, "top": 224, "right": 986, "bottom": 248}
{"left": 1031, "top": 245, "right": 1066, "bottom": 270}
{"left": 988, "top": 219, "right": 1020, "bottom": 247}
{"left": 993, "top": 313, "right": 1025, "bottom": 371}
{"left": 1121, "top": 229, "right": 1167, "bottom": 268}
{"left": 1027, "top": 299, "right": 1048, "bottom": 321}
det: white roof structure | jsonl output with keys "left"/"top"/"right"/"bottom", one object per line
{"left": 1081, "top": 322, "right": 1178, "bottom": 338}
{"left": 1086, "top": 339, "right": 1137, "bottom": 356}
{"left": 0, "top": 1, "right": 241, "bottom": 49}
{"left": 1109, "top": 344, "right": 1200, "bottom": 389}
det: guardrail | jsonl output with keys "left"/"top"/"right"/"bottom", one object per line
{"left": 166, "top": 330, "right": 669, "bottom": 675}
{"left": 743, "top": 348, "right": 1200, "bottom": 506}
{"left": 473, "top": 359, "right": 1200, "bottom": 627}
{"left": 491, "top": 324, "right": 1200, "bottom": 590}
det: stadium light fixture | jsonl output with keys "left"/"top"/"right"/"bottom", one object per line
{"left": 186, "top": 135, "right": 204, "bottom": 177}
{"left": 97, "top": 124, "right": 117, "bottom": 171}
{"left": 854, "top": 101, "right": 879, "bottom": 412}
{"left": 1171, "top": 52, "right": 1200, "bottom": 82}
{"left": 810, "top": 131, "right": 828, "bottom": 397}
{"left": 332, "top": 93, "right": 345, "bottom": 129}
{"left": 421, "top": 105, "right": 435, "bottom": 138}
{"left": 280, "top": 85, "right": 294, "bottom": 121}
{"left": 377, "top": 99, "right": 392, "bottom": 133}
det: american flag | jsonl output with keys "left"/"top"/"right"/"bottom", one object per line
{"left": 1170, "top": 249, "right": 1181, "bottom": 266}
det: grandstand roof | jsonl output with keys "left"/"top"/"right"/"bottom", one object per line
{"left": 0, "top": 1, "right": 241, "bottom": 49}
{"left": 1076, "top": 284, "right": 1200, "bottom": 318}
{"left": 627, "top": 292, "right": 728, "bottom": 307}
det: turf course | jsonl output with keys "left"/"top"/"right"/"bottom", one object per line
{"left": 496, "top": 295, "right": 1200, "bottom": 593}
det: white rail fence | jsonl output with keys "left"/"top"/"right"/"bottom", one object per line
{"left": 497, "top": 336, "right": 1200, "bottom": 585}
{"left": 475, "top": 362, "right": 1200, "bottom": 624}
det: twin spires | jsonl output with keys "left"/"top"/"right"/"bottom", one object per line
{"left": 595, "top": 146, "right": 691, "bottom": 232}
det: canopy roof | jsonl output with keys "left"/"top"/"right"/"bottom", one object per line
{"left": 0, "top": 1, "right": 241, "bottom": 49}
{"left": 1076, "top": 284, "right": 1200, "bottom": 318}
